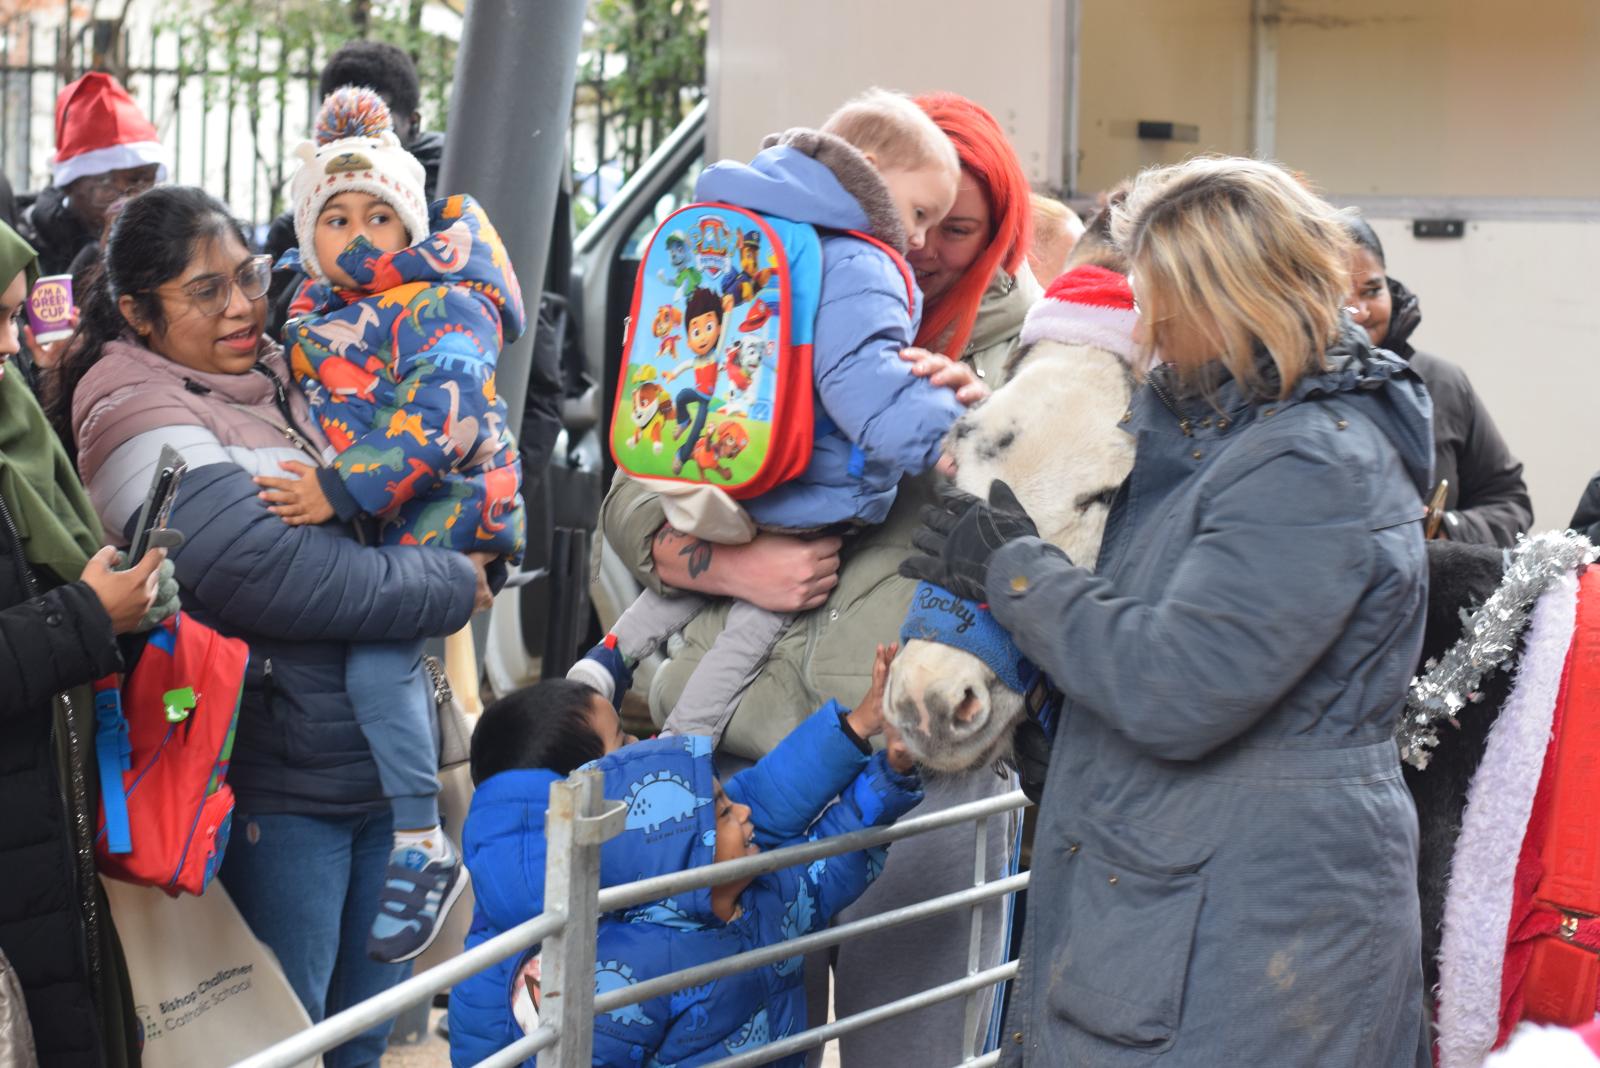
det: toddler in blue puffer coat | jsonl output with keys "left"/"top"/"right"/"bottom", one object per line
{"left": 568, "top": 88, "right": 965, "bottom": 743}
{"left": 449, "top": 645, "right": 921, "bottom": 1067}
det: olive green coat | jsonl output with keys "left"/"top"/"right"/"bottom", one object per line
{"left": 596, "top": 265, "right": 1035, "bottom": 761}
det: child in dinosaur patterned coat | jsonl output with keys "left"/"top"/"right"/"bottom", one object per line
{"left": 256, "top": 85, "right": 527, "bottom": 964}
{"left": 449, "top": 645, "right": 922, "bottom": 1067}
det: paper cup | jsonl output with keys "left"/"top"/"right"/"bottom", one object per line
{"left": 27, "top": 274, "right": 74, "bottom": 344}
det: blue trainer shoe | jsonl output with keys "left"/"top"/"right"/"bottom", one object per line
{"left": 566, "top": 636, "right": 635, "bottom": 710}
{"left": 368, "top": 835, "right": 469, "bottom": 964}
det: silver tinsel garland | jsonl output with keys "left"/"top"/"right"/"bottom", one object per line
{"left": 1399, "top": 530, "right": 1597, "bottom": 770}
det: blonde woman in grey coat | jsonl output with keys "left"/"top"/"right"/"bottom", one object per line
{"left": 907, "top": 157, "right": 1432, "bottom": 1067}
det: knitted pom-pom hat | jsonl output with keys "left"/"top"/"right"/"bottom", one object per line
{"left": 1019, "top": 263, "right": 1139, "bottom": 366}
{"left": 289, "top": 85, "right": 428, "bottom": 283}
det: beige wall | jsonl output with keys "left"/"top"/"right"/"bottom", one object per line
{"left": 1075, "top": 0, "right": 1252, "bottom": 195}
{"left": 709, "top": 0, "right": 1070, "bottom": 186}
{"left": 1365, "top": 216, "right": 1598, "bottom": 530}
{"left": 1274, "top": 0, "right": 1600, "bottom": 198}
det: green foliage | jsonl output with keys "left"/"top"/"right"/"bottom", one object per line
{"left": 156, "top": 0, "right": 456, "bottom": 129}
{"left": 153, "top": 0, "right": 455, "bottom": 219}
{"left": 586, "top": 0, "right": 706, "bottom": 174}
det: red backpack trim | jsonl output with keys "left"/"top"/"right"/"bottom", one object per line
{"left": 94, "top": 612, "right": 248, "bottom": 897}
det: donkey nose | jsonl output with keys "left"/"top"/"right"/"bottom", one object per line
{"left": 954, "top": 687, "right": 985, "bottom": 725}
{"left": 889, "top": 681, "right": 930, "bottom": 736}
{"left": 919, "top": 679, "right": 989, "bottom": 736}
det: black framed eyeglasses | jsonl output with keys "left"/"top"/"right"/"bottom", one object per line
{"left": 162, "top": 255, "right": 273, "bottom": 316}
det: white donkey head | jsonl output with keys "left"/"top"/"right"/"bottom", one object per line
{"left": 887, "top": 337, "right": 1137, "bottom": 773}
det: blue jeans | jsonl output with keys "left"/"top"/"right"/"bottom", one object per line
{"left": 346, "top": 638, "right": 440, "bottom": 829}
{"left": 220, "top": 809, "right": 410, "bottom": 1068}
{"left": 674, "top": 387, "right": 712, "bottom": 466}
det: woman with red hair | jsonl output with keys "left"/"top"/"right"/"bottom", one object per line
{"left": 823, "top": 92, "right": 1040, "bottom": 1068}
{"left": 902, "top": 92, "right": 1042, "bottom": 387}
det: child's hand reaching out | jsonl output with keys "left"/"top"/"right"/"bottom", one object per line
{"left": 255, "top": 460, "right": 336, "bottom": 525}
{"left": 845, "top": 643, "right": 898, "bottom": 742}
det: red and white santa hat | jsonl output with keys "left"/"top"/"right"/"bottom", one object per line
{"left": 1019, "top": 264, "right": 1140, "bottom": 367}
{"left": 51, "top": 73, "right": 167, "bottom": 188}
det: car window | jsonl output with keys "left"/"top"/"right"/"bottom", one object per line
{"left": 620, "top": 154, "right": 705, "bottom": 260}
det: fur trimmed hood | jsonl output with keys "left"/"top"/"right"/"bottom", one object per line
{"left": 696, "top": 127, "right": 908, "bottom": 252}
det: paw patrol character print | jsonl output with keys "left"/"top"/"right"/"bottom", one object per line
{"left": 651, "top": 304, "right": 683, "bottom": 360}
{"left": 656, "top": 231, "right": 702, "bottom": 298}
{"left": 719, "top": 230, "right": 778, "bottom": 311}
{"left": 722, "top": 337, "right": 769, "bottom": 417}
{"left": 628, "top": 379, "right": 676, "bottom": 454}
{"left": 623, "top": 770, "right": 711, "bottom": 834}
{"left": 686, "top": 421, "right": 749, "bottom": 482}
{"left": 693, "top": 215, "right": 732, "bottom": 280}
{"left": 670, "top": 288, "right": 726, "bottom": 476}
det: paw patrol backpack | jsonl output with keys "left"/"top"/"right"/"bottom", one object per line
{"left": 609, "top": 203, "right": 912, "bottom": 505}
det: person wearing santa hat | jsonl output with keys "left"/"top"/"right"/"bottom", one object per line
{"left": 18, "top": 72, "right": 167, "bottom": 284}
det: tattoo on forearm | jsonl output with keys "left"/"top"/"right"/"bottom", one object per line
{"left": 655, "top": 526, "right": 715, "bottom": 579}
{"left": 682, "top": 539, "right": 713, "bottom": 578}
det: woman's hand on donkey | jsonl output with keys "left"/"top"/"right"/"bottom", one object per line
{"left": 901, "top": 480, "right": 1039, "bottom": 602}
{"left": 900, "top": 347, "right": 989, "bottom": 408}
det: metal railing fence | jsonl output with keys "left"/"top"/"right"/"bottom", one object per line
{"left": 233, "top": 774, "right": 1030, "bottom": 1068}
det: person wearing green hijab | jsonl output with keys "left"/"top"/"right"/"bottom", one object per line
{"left": 0, "top": 220, "right": 171, "bottom": 1068}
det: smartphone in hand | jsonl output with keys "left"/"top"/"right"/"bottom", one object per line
{"left": 123, "top": 444, "right": 187, "bottom": 567}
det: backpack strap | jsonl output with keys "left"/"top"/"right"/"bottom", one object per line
{"left": 93, "top": 676, "right": 134, "bottom": 855}
{"left": 842, "top": 230, "right": 917, "bottom": 316}
{"left": 813, "top": 232, "right": 917, "bottom": 466}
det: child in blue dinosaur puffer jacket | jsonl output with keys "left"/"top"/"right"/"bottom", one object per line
{"left": 569, "top": 88, "right": 966, "bottom": 745}
{"left": 449, "top": 645, "right": 920, "bottom": 1068}
{"left": 257, "top": 85, "right": 527, "bottom": 964}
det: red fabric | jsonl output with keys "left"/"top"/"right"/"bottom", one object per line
{"left": 694, "top": 359, "right": 717, "bottom": 396}
{"left": 1499, "top": 569, "right": 1600, "bottom": 1043}
{"left": 1497, "top": 718, "right": 1564, "bottom": 1047}
{"left": 95, "top": 613, "right": 248, "bottom": 896}
{"left": 911, "top": 93, "right": 1032, "bottom": 361}
{"left": 1537, "top": 567, "right": 1600, "bottom": 915}
{"left": 53, "top": 72, "right": 158, "bottom": 162}
{"left": 1041, "top": 263, "right": 1135, "bottom": 312}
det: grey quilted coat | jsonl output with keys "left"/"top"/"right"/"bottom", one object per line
{"left": 991, "top": 328, "right": 1434, "bottom": 1067}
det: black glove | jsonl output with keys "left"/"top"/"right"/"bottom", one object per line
{"left": 900, "top": 479, "right": 1038, "bottom": 602}
{"left": 1013, "top": 716, "right": 1052, "bottom": 805}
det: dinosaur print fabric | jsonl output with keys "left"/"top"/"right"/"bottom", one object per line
{"left": 281, "top": 193, "right": 527, "bottom": 558}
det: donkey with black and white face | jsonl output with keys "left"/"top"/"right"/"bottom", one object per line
{"left": 886, "top": 326, "right": 1136, "bottom": 773}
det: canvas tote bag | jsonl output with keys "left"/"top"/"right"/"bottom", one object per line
{"left": 102, "top": 878, "right": 317, "bottom": 1067}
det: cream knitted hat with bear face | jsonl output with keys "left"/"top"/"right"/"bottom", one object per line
{"left": 289, "top": 85, "right": 428, "bottom": 284}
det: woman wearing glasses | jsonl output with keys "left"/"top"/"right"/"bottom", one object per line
{"left": 55, "top": 186, "right": 487, "bottom": 1067}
